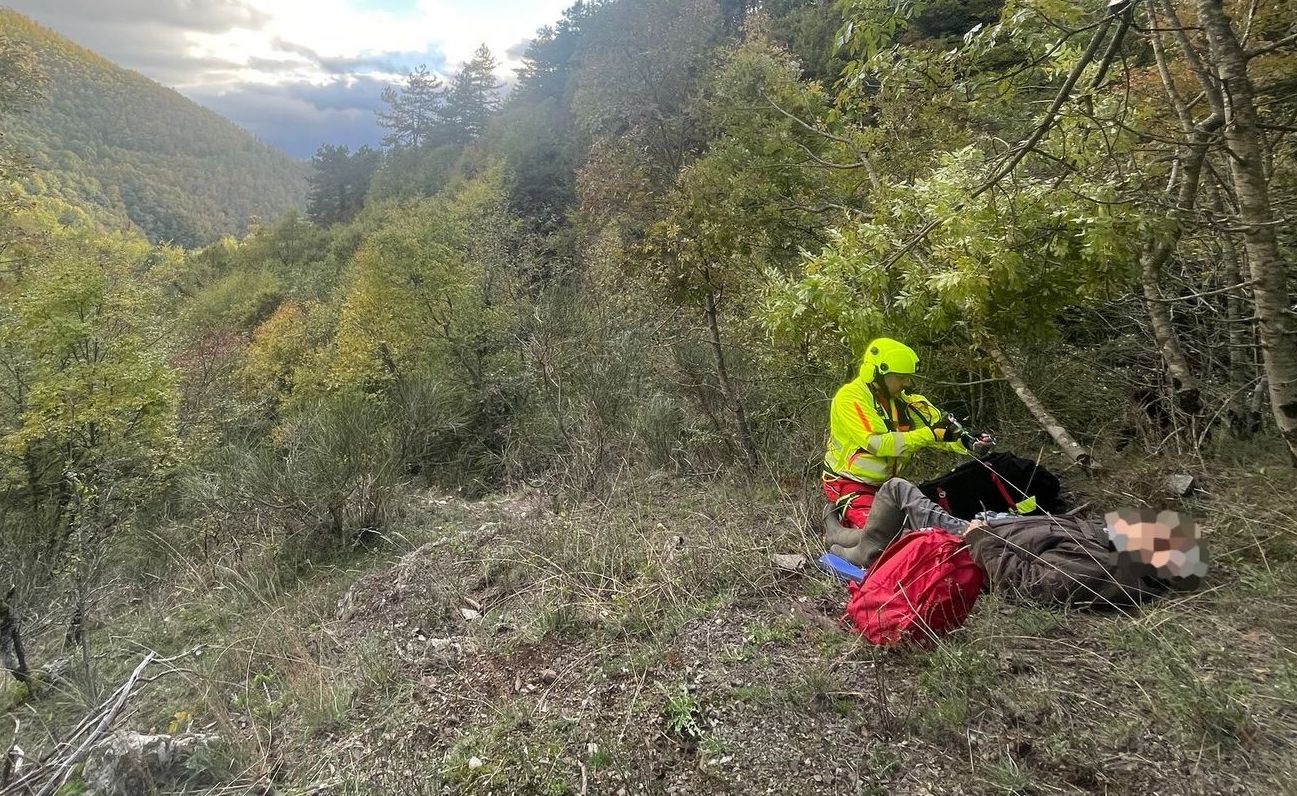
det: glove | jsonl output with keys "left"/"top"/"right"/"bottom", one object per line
{"left": 932, "top": 413, "right": 965, "bottom": 442}
{"left": 963, "top": 431, "right": 996, "bottom": 456}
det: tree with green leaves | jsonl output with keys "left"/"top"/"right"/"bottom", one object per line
{"left": 572, "top": 0, "right": 723, "bottom": 186}
{"left": 500, "top": 3, "right": 598, "bottom": 225}
{"left": 0, "top": 202, "right": 179, "bottom": 646}
{"left": 0, "top": 209, "right": 179, "bottom": 511}
{"left": 754, "top": 0, "right": 1159, "bottom": 465}
{"left": 306, "top": 144, "right": 380, "bottom": 226}
{"left": 0, "top": 31, "right": 43, "bottom": 213}
{"left": 330, "top": 175, "right": 513, "bottom": 390}
{"left": 639, "top": 29, "right": 860, "bottom": 470}
{"left": 513, "top": 2, "right": 595, "bottom": 103}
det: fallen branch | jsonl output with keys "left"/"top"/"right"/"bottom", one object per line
{"left": 37, "top": 652, "right": 156, "bottom": 796}
{"left": 2, "top": 719, "right": 22, "bottom": 788}
{"left": 3, "top": 651, "right": 159, "bottom": 796}
{"left": 986, "top": 341, "right": 1101, "bottom": 470}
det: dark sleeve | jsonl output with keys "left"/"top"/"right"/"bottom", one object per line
{"left": 970, "top": 524, "right": 1108, "bottom": 607}
{"left": 968, "top": 527, "right": 1035, "bottom": 595}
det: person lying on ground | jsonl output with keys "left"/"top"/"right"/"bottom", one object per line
{"left": 822, "top": 337, "right": 993, "bottom": 567}
{"left": 963, "top": 508, "right": 1207, "bottom": 609}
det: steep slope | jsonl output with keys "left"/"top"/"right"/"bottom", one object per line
{"left": 0, "top": 9, "right": 306, "bottom": 247}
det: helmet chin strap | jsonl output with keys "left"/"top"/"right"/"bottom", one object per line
{"left": 871, "top": 374, "right": 893, "bottom": 401}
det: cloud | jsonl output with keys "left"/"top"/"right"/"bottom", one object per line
{"left": 187, "top": 77, "right": 391, "bottom": 157}
{"left": 269, "top": 37, "right": 441, "bottom": 77}
{"left": 12, "top": 0, "right": 270, "bottom": 33}
{"left": 5, "top": 0, "right": 576, "bottom": 155}
{"left": 6, "top": 0, "right": 263, "bottom": 87}
{"left": 504, "top": 38, "right": 532, "bottom": 62}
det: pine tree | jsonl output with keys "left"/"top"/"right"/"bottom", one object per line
{"left": 306, "top": 144, "right": 379, "bottom": 226}
{"left": 306, "top": 144, "right": 349, "bottom": 225}
{"left": 514, "top": 2, "right": 593, "bottom": 102}
{"left": 377, "top": 65, "right": 446, "bottom": 149}
{"left": 445, "top": 45, "right": 502, "bottom": 144}
{"left": 347, "top": 145, "right": 381, "bottom": 204}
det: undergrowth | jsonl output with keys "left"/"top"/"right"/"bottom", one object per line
{"left": 3, "top": 448, "right": 1294, "bottom": 794}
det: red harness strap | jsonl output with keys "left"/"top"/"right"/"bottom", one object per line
{"left": 935, "top": 487, "right": 952, "bottom": 513}
{"left": 989, "top": 472, "right": 1016, "bottom": 511}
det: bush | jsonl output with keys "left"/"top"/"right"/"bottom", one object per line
{"left": 181, "top": 389, "right": 402, "bottom": 558}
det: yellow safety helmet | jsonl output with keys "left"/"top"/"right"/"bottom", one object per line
{"left": 861, "top": 338, "right": 919, "bottom": 382}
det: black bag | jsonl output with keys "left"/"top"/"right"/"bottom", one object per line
{"left": 918, "top": 451, "right": 1066, "bottom": 520}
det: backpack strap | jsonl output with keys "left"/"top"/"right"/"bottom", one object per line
{"left": 935, "top": 486, "right": 952, "bottom": 514}
{"left": 989, "top": 472, "right": 1016, "bottom": 511}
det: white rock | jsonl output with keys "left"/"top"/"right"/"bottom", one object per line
{"left": 771, "top": 553, "right": 807, "bottom": 573}
{"left": 1164, "top": 473, "right": 1197, "bottom": 496}
{"left": 83, "top": 732, "right": 218, "bottom": 796}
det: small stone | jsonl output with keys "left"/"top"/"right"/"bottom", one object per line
{"left": 468, "top": 756, "right": 484, "bottom": 770}
{"left": 540, "top": 668, "right": 559, "bottom": 684}
{"left": 772, "top": 553, "right": 807, "bottom": 573}
{"left": 1163, "top": 473, "right": 1196, "bottom": 497}
{"left": 422, "top": 638, "right": 461, "bottom": 669}
{"left": 459, "top": 607, "right": 481, "bottom": 621}
{"left": 38, "top": 657, "right": 75, "bottom": 685}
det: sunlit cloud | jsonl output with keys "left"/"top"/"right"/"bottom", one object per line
{"left": 5, "top": 0, "right": 574, "bottom": 156}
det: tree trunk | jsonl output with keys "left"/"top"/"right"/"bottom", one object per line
{"left": 703, "top": 288, "right": 759, "bottom": 473}
{"left": 0, "top": 593, "right": 30, "bottom": 685}
{"left": 1140, "top": 237, "right": 1204, "bottom": 413}
{"left": 986, "top": 342, "right": 1100, "bottom": 470}
{"left": 1196, "top": 0, "right": 1297, "bottom": 465}
{"left": 1140, "top": 4, "right": 1225, "bottom": 415}
{"left": 1212, "top": 181, "right": 1262, "bottom": 436}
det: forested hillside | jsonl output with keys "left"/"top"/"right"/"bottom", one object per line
{"left": 0, "top": 9, "right": 306, "bottom": 247}
{"left": 2, "top": 0, "right": 1296, "bottom": 793}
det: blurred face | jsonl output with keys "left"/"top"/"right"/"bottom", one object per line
{"left": 882, "top": 373, "right": 914, "bottom": 394}
{"left": 1106, "top": 508, "right": 1208, "bottom": 581}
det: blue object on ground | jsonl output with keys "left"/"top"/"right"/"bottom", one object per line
{"left": 818, "top": 552, "right": 866, "bottom": 583}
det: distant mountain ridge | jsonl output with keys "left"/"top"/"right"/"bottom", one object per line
{"left": 0, "top": 9, "right": 307, "bottom": 247}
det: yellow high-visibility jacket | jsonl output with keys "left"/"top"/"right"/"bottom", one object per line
{"left": 824, "top": 375, "right": 969, "bottom": 486}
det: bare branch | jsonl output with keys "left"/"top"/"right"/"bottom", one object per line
{"left": 1246, "top": 32, "right": 1297, "bottom": 59}
{"left": 761, "top": 93, "right": 882, "bottom": 190}
{"left": 1140, "top": 280, "right": 1256, "bottom": 302}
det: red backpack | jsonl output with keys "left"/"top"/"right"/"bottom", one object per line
{"left": 845, "top": 530, "right": 985, "bottom": 645}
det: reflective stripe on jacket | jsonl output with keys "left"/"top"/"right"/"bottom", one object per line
{"left": 823, "top": 377, "right": 967, "bottom": 486}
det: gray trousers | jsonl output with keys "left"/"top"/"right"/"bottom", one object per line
{"left": 824, "top": 477, "right": 970, "bottom": 568}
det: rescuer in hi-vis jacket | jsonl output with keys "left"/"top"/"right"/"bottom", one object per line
{"left": 822, "top": 338, "right": 994, "bottom": 568}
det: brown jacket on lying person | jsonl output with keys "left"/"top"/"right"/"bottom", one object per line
{"left": 964, "top": 509, "right": 1206, "bottom": 610}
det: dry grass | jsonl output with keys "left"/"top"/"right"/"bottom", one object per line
{"left": 4, "top": 445, "right": 1295, "bottom": 795}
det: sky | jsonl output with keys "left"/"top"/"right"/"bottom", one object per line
{"left": 5, "top": 0, "right": 574, "bottom": 158}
